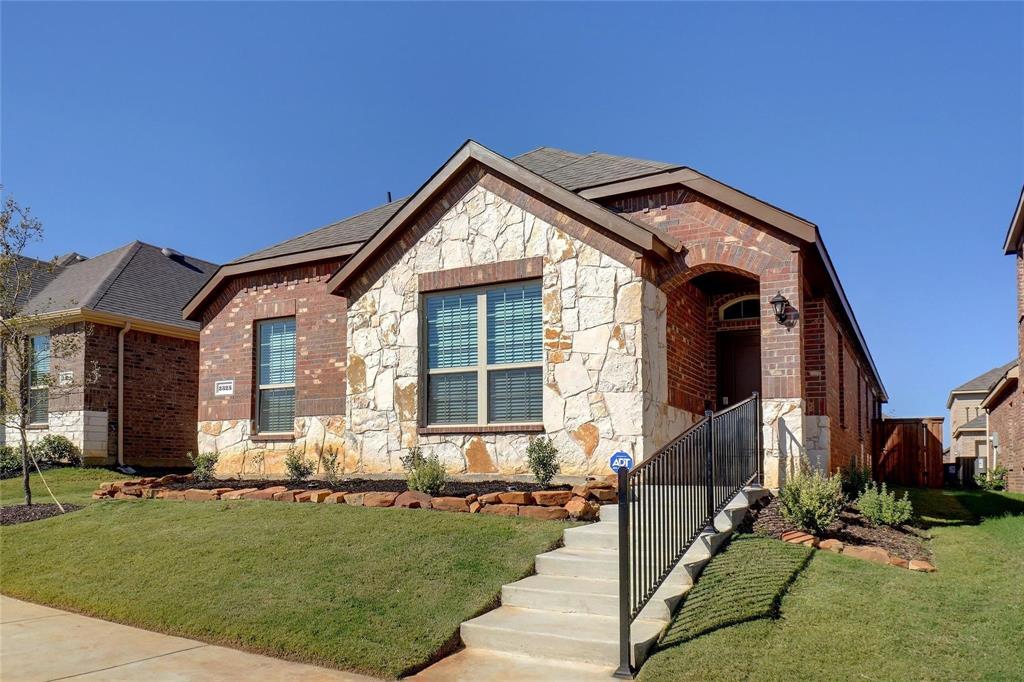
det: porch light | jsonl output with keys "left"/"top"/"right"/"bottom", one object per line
{"left": 770, "top": 292, "right": 790, "bottom": 325}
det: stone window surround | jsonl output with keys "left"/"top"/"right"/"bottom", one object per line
{"left": 417, "top": 257, "right": 546, "bottom": 436}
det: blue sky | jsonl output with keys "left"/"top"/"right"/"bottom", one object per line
{"left": 2, "top": 2, "right": 1022, "bottom": 433}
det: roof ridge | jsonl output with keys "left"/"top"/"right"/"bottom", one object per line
{"left": 83, "top": 241, "right": 143, "bottom": 311}
{"left": 131, "top": 240, "right": 221, "bottom": 269}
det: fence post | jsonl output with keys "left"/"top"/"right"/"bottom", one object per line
{"left": 703, "top": 409, "right": 715, "bottom": 533}
{"left": 754, "top": 391, "right": 763, "bottom": 486}
{"left": 613, "top": 465, "right": 633, "bottom": 679}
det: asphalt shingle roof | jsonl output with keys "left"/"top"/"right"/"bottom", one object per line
{"left": 951, "top": 361, "right": 1017, "bottom": 394}
{"left": 231, "top": 146, "right": 680, "bottom": 265}
{"left": 958, "top": 414, "right": 988, "bottom": 431}
{"left": 23, "top": 242, "right": 218, "bottom": 332}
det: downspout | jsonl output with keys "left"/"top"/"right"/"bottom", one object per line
{"left": 117, "top": 322, "right": 131, "bottom": 466}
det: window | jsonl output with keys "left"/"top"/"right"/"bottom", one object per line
{"left": 257, "top": 318, "right": 295, "bottom": 433}
{"left": 29, "top": 335, "right": 50, "bottom": 425}
{"left": 720, "top": 296, "right": 760, "bottom": 321}
{"left": 424, "top": 282, "right": 542, "bottom": 426}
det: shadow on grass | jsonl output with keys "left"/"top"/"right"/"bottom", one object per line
{"left": 651, "top": 535, "right": 813, "bottom": 651}
{"left": 900, "top": 488, "right": 1024, "bottom": 529}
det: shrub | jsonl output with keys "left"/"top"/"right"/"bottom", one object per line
{"left": 33, "top": 434, "right": 82, "bottom": 466}
{"left": 526, "top": 437, "right": 560, "bottom": 486}
{"left": 284, "top": 448, "right": 314, "bottom": 483}
{"left": 320, "top": 447, "right": 340, "bottom": 484}
{"left": 856, "top": 482, "right": 913, "bottom": 527}
{"left": 778, "top": 469, "right": 845, "bottom": 534}
{"left": 975, "top": 465, "right": 1008, "bottom": 491}
{"left": 401, "top": 446, "right": 447, "bottom": 496}
{"left": 0, "top": 445, "right": 21, "bottom": 478}
{"left": 840, "top": 458, "right": 872, "bottom": 500}
{"left": 187, "top": 451, "right": 220, "bottom": 482}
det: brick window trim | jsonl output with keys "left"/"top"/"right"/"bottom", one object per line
{"left": 418, "top": 257, "right": 544, "bottom": 293}
{"left": 418, "top": 424, "right": 545, "bottom": 436}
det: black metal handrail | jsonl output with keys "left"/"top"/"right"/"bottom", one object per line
{"left": 614, "top": 393, "right": 762, "bottom": 679}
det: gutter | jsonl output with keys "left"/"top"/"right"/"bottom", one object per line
{"left": 117, "top": 322, "right": 131, "bottom": 466}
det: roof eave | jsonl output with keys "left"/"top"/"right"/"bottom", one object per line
{"left": 1002, "top": 185, "right": 1024, "bottom": 255}
{"left": 981, "top": 365, "right": 1019, "bottom": 410}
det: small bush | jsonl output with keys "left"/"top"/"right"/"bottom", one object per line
{"left": 778, "top": 469, "right": 845, "bottom": 534}
{"left": 33, "top": 434, "right": 82, "bottom": 466}
{"left": 0, "top": 445, "right": 21, "bottom": 478}
{"left": 187, "top": 451, "right": 220, "bottom": 482}
{"left": 320, "top": 447, "right": 340, "bottom": 484}
{"left": 856, "top": 482, "right": 913, "bottom": 527}
{"left": 526, "top": 437, "right": 560, "bottom": 486}
{"left": 401, "top": 446, "right": 447, "bottom": 496}
{"left": 840, "top": 458, "right": 872, "bottom": 500}
{"left": 975, "top": 465, "right": 1008, "bottom": 491}
{"left": 284, "top": 448, "right": 314, "bottom": 483}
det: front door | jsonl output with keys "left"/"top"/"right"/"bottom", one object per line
{"left": 716, "top": 330, "right": 761, "bottom": 409}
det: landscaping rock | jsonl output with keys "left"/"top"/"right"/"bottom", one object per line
{"left": 479, "top": 492, "right": 503, "bottom": 505}
{"left": 395, "top": 491, "right": 432, "bottom": 509}
{"left": 564, "top": 497, "right": 599, "bottom": 520}
{"left": 480, "top": 503, "right": 519, "bottom": 516}
{"left": 210, "top": 488, "right": 234, "bottom": 499}
{"left": 294, "top": 492, "right": 314, "bottom": 503}
{"left": 888, "top": 556, "right": 910, "bottom": 569}
{"left": 100, "top": 482, "right": 116, "bottom": 491}
{"left": 532, "top": 490, "right": 573, "bottom": 506}
{"left": 519, "top": 505, "right": 570, "bottom": 520}
{"left": 184, "top": 489, "right": 217, "bottom": 502}
{"left": 162, "top": 491, "right": 187, "bottom": 501}
{"left": 498, "top": 491, "right": 533, "bottom": 505}
{"left": 908, "top": 559, "right": 936, "bottom": 573}
{"left": 589, "top": 488, "right": 618, "bottom": 503}
{"left": 469, "top": 501, "right": 482, "bottom": 513}
{"left": 272, "top": 490, "right": 304, "bottom": 502}
{"left": 221, "top": 488, "right": 259, "bottom": 500}
{"left": 363, "top": 492, "right": 399, "bottom": 508}
{"left": 246, "top": 486, "right": 287, "bottom": 500}
{"left": 781, "top": 530, "right": 817, "bottom": 546}
{"left": 432, "top": 496, "right": 470, "bottom": 513}
{"left": 120, "top": 486, "right": 144, "bottom": 497}
{"left": 843, "top": 545, "right": 890, "bottom": 565}
{"left": 345, "top": 492, "right": 366, "bottom": 506}
{"left": 91, "top": 491, "right": 109, "bottom": 500}
{"left": 323, "top": 492, "right": 348, "bottom": 504}
{"left": 307, "top": 490, "right": 332, "bottom": 503}
{"left": 571, "top": 484, "right": 589, "bottom": 498}
{"left": 466, "top": 493, "right": 478, "bottom": 503}
{"left": 819, "top": 539, "right": 844, "bottom": 553}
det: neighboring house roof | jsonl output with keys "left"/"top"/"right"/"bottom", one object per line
{"left": 1002, "top": 184, "right": 1024, "bottom": 254}
{"left": 6, "top": 254, "right": 66, "bottom": 308}
{"left": 955, "top": 414, "right": 988, "bottom": 434}
{"left": 947, "top": 360, "right": 1016, "bottom": 407}
{"left": 24, "top": 241, "right": 217, "bottom": 335}
{"left": 981, "top": 362, "right": 1019, "bottom": 410}
{"left": 182, "top": 140, "right": 887, "bottom": 400}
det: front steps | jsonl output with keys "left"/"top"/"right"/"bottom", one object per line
{"left": 413, "top": 485, "right": 770, "bottom": 680}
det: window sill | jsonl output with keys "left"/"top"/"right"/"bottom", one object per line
{"left": 418, "top": 424, "right": 545, "bottom": 436}
{"left": 27, "top": 423, "right": 48, "bottom": 430}
{"left": 251, "top": 432, "right": 295, "bottom": 442}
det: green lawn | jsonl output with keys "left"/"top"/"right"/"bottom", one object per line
{"left": 0, "top": 467, "right": 133, "bottom": 507}
{"left": 640, "top": 488, "right": 1024, "bottom": 681}
{"left": 0, "top": 472, "right": 571, "bottom": 679}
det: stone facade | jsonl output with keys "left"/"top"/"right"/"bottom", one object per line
{"left": 343, "top": 175, "right": 654, "bottom": 476}
{"left": 8, "top": 409, "right": 109, "bottom": 462}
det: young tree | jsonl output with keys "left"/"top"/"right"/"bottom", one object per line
{"left": 0, "top": 191, "right": 92, "bottom": 507}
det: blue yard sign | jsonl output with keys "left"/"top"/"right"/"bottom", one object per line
{"left": 609, "top": 451, "right": 633, "bottom": 472}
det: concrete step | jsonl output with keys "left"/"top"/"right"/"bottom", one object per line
{"left": 409, "top": 648, "right": 615, "bottom": 681}
{"left": 536, "top": 547, "right": 618, "bottom": 579}
{"left": 563, "top": 522, "right": 619, "bottom": 550}
{"left": 502, "top": 574, "right": 619, "bottom": 616}
{"left": 460, "top": 606, "right": 664, "bottom": 667}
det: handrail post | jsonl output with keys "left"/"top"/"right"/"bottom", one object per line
{"left": 613, "top": 466, "right": 633, "bottom": 679}
{"left": 754, "top": 391, "right": 763, "bottom": 486}
{"left": 703, "top": 409, "right": 715, "bottom": 533}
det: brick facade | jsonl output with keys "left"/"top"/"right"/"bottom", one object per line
{"left": 988, "top": 380, "right": 1022, "bottom": 492}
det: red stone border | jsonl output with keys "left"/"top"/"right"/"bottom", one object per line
{"left": 91, "top": 476, "right": 622, "bottom": 521}
{"left": 780, "top": 530, "right": 936, "bottom": 572}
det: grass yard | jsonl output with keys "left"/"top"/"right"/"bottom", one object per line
{"left": 0, "top": 467, "right": 133, "bottom": 507}
{"left": 0, "top": 472, "right": 572, "bottom": 679}
{"left": 640, "top": 488, "right": 1024, "bottom": 681}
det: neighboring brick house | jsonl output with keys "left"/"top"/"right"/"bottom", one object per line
{"left": 945, "top": 361, "right": 1015, "bottom": 483}
{"left": 184, "top": 141, "right": 887, "bottom": 487}
{"left": 993, "top": 185, "right": 1024, "bottom": 492}
{"left": 7, "top": 242, "right": 217, "bottom": 466}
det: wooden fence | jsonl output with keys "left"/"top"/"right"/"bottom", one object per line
{"left": 872, "top": 417, "right": 945, "bottom": 488}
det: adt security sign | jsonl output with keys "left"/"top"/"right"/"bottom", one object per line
{"left": 609, "top": 451, "right": 633, "bottom": 472}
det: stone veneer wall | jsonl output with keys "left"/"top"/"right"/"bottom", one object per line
{"left": 5, "top": 410, "right": 109, "bottom": 463}
{"left": 343, "top": 174, "right": 652, "bottom": 476}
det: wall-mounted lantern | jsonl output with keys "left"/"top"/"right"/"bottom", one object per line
{"left": 770, "top": 292, "right": 790, "bottom": 325}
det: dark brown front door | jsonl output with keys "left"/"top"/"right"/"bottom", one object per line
{"left": 716, "top": 330, "right": 761, "bottom": 409}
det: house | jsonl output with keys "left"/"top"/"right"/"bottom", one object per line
{"left": 991, "top": 185, "right": 1024, "bottom": 492}
{"left": 184, "top": 141, "right": 887, "bottom": 487}
{"left": 6, "top": 242, "right": 217, "bottom": 467}
{"left": 945, "top": 361, "right": 1014, "bottom": 483}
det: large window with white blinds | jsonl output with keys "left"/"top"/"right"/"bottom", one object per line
{"left": 424, "top": 281, "right": 542, "bottom": 426}
{"left": 257, "top": 318, "right": 296, "bottom": 433}
{"left": 28, "top": 335, "right": 50, "bottom": 425}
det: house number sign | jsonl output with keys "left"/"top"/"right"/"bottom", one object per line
{"left": 214, "top": 380, "right": 234, "bottom": 396}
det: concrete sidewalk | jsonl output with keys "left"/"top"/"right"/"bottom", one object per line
{"left": 0, "top": 595, "right": 378, "bottom": 681}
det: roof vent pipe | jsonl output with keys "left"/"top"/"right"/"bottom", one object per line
{"left": 161, "top": 247, "right": 183, "bottom": 259}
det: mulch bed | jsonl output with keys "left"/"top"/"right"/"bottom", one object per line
{"left": 741, "top": 495, "right": 930, "bottom": 561}
{"left": 1, "top": 503, "right": 83, "bottom": 526}
{"left": 167, "top": 478, "right": 572, "bottom": 497}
